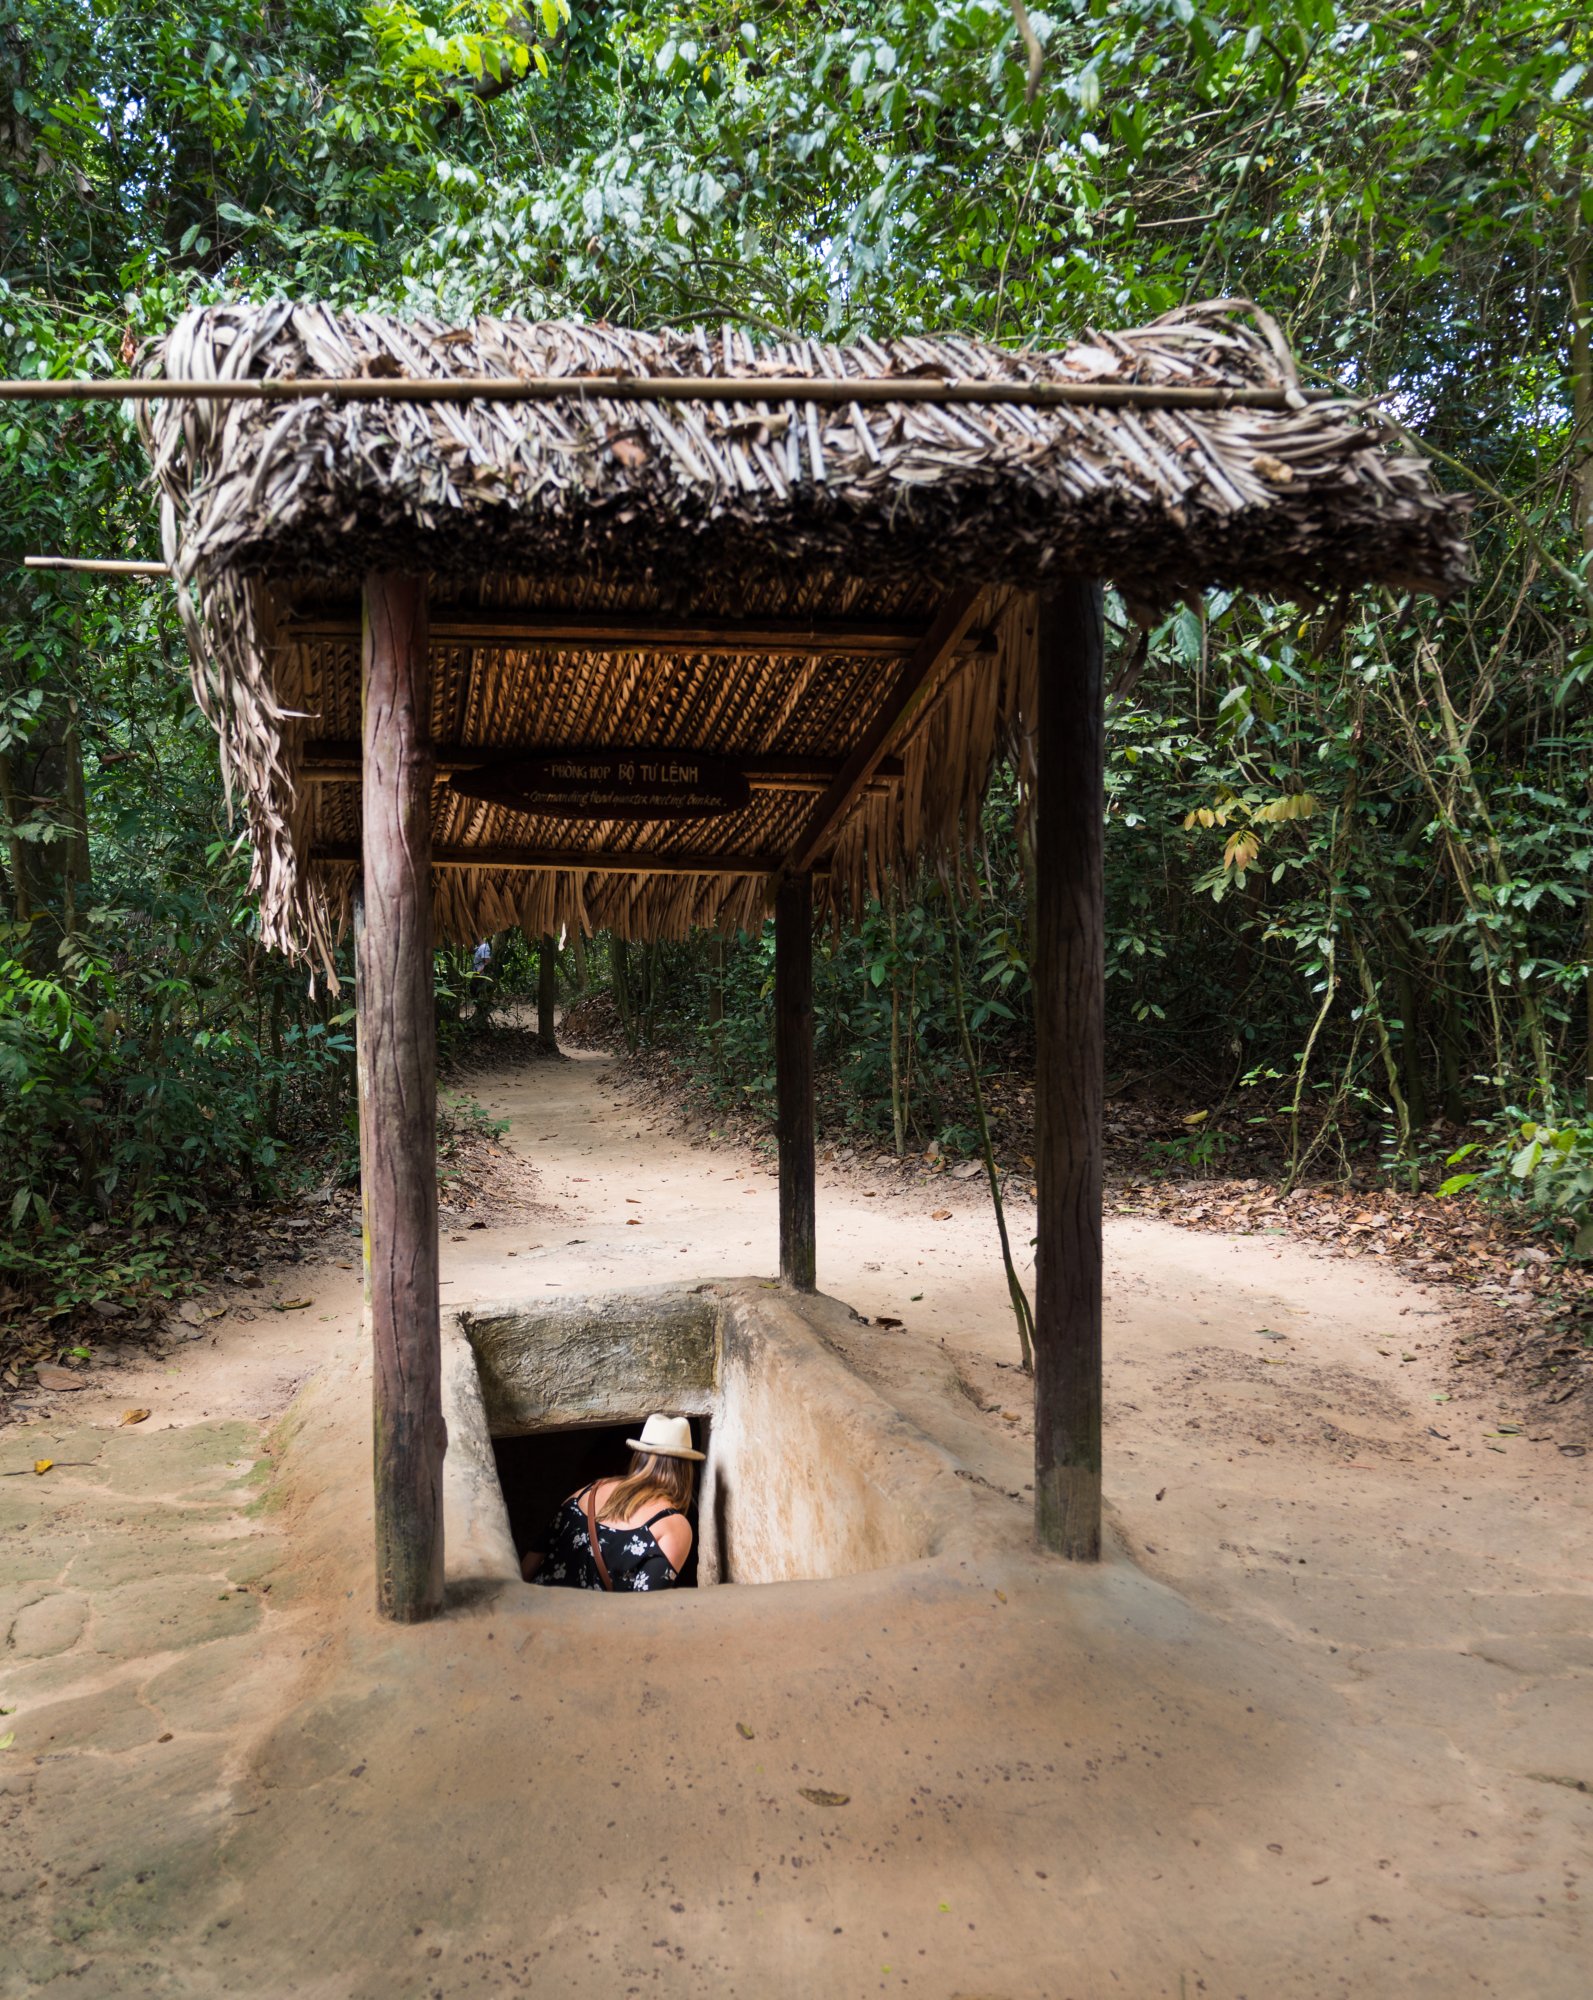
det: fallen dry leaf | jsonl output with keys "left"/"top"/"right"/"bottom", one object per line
{"left": 34, "top": 1363, "right": 88, "bottom": 1391}
{"left": 798, "top": 1788, "right": 850, "bottom": 1808}
{"left": 33, "top": 1459, "right": 53, "bottom": 1475}
{"left": 274, "top": 1298, "right": 314, "bottom": 1312}
{"left": 119, "top": 1408, "right": 151, "bottom": 1426}
{"left": 736, "top": 1722, "right": 755, "bottom": 1740}
{"left": 626, "top": 1218, "right": 641, "bottom": 1226}
{"left": 931, "top": 1208, "right": 952, "bottom": 1221}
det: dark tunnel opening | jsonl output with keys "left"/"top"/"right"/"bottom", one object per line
{"left": 492, "top": 1417, "right": 709, "bottom": 1588}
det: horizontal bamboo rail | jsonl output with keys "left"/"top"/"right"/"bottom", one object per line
{"left": 0, "top": 373, "right": 1333, "bottom": 411}
{"left": 24, "top": 556, "right": 170, "bottom": 576}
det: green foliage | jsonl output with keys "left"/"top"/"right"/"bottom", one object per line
{"left": 631, "top": 774, "right": 1034, "bottom": 1156}
{"left": 0, "top": 896, "right": 356, "bottom": 1305}
{"left": 1442, "top": 1117, "right": 1593, "bottom": 1254}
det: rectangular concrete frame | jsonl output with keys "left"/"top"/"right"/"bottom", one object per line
{"left": 440, "top": 1279, "right": 996, "bottom": 1594}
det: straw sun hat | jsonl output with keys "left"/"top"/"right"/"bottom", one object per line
{"left": 626, "top": 1414, "right": 705, "bottom": 1462}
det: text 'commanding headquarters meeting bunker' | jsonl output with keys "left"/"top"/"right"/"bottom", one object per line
{"left": 102, "top": 299, "right": 1469, "bottom": 1619}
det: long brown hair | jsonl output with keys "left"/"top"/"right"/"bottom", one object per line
{"left": 601, "top": 1448, "right": 697, "bottom": 1522}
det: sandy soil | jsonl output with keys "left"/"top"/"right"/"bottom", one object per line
{"left": 2, "top": 1043, "right": 1588, "bottom": 1998}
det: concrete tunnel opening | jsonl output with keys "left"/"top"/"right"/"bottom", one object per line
{"left": 442, "top": 1280, "right": 971, "bottom": 1597}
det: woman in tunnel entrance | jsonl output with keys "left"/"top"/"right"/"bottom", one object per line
{"left": 521, "top": 1414, "right": 703, "bottom": 1592}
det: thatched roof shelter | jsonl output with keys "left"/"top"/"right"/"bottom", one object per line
{"left": 122, "top": 297, "right": 1478, "bottom": 1618}
{"left": 142, "top": 300, "right": 1469, "bottom": 966}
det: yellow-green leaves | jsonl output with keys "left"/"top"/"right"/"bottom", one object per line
{"left": 1252, "top": 793, "right": 1320, "bottom": 823}
{"left": 1185, "top": 790, "right": 1319, "bottom": 887}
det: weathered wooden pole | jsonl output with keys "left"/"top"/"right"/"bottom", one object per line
{"left": 1032, "top": 578, "right": 1106, "bottom": 1560}
{"left": 358, "top": 571, "right": 446, "bottom": 1621}
{"left": 775, "top": 871, "right": 817, "bottom": 1291}
{"left": 537, "top": 931, "right": 559, "bottom": 1052}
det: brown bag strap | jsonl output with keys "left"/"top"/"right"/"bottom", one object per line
{"left": 582, "top": 1485, "right": 615, "bottom": 1593}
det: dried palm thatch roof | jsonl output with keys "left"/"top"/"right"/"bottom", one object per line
{"left": 140, "top": 300, "right": 1470, "bottom": 964}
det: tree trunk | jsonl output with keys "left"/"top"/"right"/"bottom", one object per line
{"left": 1569, "top": 217, "right": 1593, "bottom": 554}
{"left": 887, "top": 884, "right": 905, "bottom": 1156}
{"left": 1032, "top": 579, "right": 1105, "bottom": 1562}
{"left": 1392, "top": 959, "right": 1430, "bottom": 1131}
{"left": 611, "top": 937, "right": 637, "bottom": 1052}
{"left": 537, "top": 931, "right": 559, "bottom": 1053}
{"left": 358, "top": 572, "right": 445, "bottom": 1624}
{"left": 0, "top": 681, "right": 87, "bottom": 966}
{"left": 61, "top": 697, "right": 90, "bottom": 936}
{"left": 1573, "top": 219, "right": 1593, "bottom": 1106}
{"left": 0, "top": 745, "right": 29, "bottom": 924}
{"left": 776, "top": 872, "right": 817, "bottom": 1291}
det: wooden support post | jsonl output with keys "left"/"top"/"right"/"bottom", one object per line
{"left": 775, "top": 872, "right": 817, "bottom": 1291}
{"left": 358, "top": 571, "right": 445, "bottom": 1622}
{"left": 1032, "top": 578, "right": 1106, "bottom": 1561}
{"left": 537, "top": 932, "right": 559, "bottom": 1053}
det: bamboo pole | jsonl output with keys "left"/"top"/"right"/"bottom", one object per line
{"left": 358, "top": 571, "right": 446, "bottom": 1623}
{"left": 22, "top": 556, "right": 170, "bottom": 576}
{"left": 1032, "top": 578, "right": 1106, "bottom": 1562}
{"left": 0, "top": 374, "right": 1334, "bottom": 411}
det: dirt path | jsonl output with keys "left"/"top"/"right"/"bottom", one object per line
{"left": 2, "top": 1044, "right": 1588, "bottom": 1998}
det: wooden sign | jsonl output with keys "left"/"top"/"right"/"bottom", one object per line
{"left": 448, "top": 749, "right": 751, "bottom": 821}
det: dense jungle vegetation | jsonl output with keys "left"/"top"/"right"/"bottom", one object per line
{"left": 2, "top": 0, "right": 1591, "bottom": 1323}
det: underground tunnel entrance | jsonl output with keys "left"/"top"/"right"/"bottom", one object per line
{"left": 444, "top": 1279, "right": 980, "bottom": 1593}
{"left": 492, "top": 1418, "right": 709, "bottom": 1587}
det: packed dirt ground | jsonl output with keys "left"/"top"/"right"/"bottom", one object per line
{"left": 2, "top": 1041, "right": 1589, "bottom": 1997}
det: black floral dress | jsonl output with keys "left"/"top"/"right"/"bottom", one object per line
{"left": 531, "top": 1485, "right": 686, "bottom": 1592}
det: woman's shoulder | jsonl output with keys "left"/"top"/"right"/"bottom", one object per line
{"left": 650, "top": 1510, "right": 693, "bottom": 1563}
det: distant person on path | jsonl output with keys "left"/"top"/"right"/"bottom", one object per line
{"left": 467, "top": 936, "right": 493, "bottom": 1017}
{"left": 522, "top": 1415, "right": 701, "bottom": 1592}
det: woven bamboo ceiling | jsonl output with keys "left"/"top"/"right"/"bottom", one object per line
{"left": 140, "top": 300, "right": 1471, "bottom": 961}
